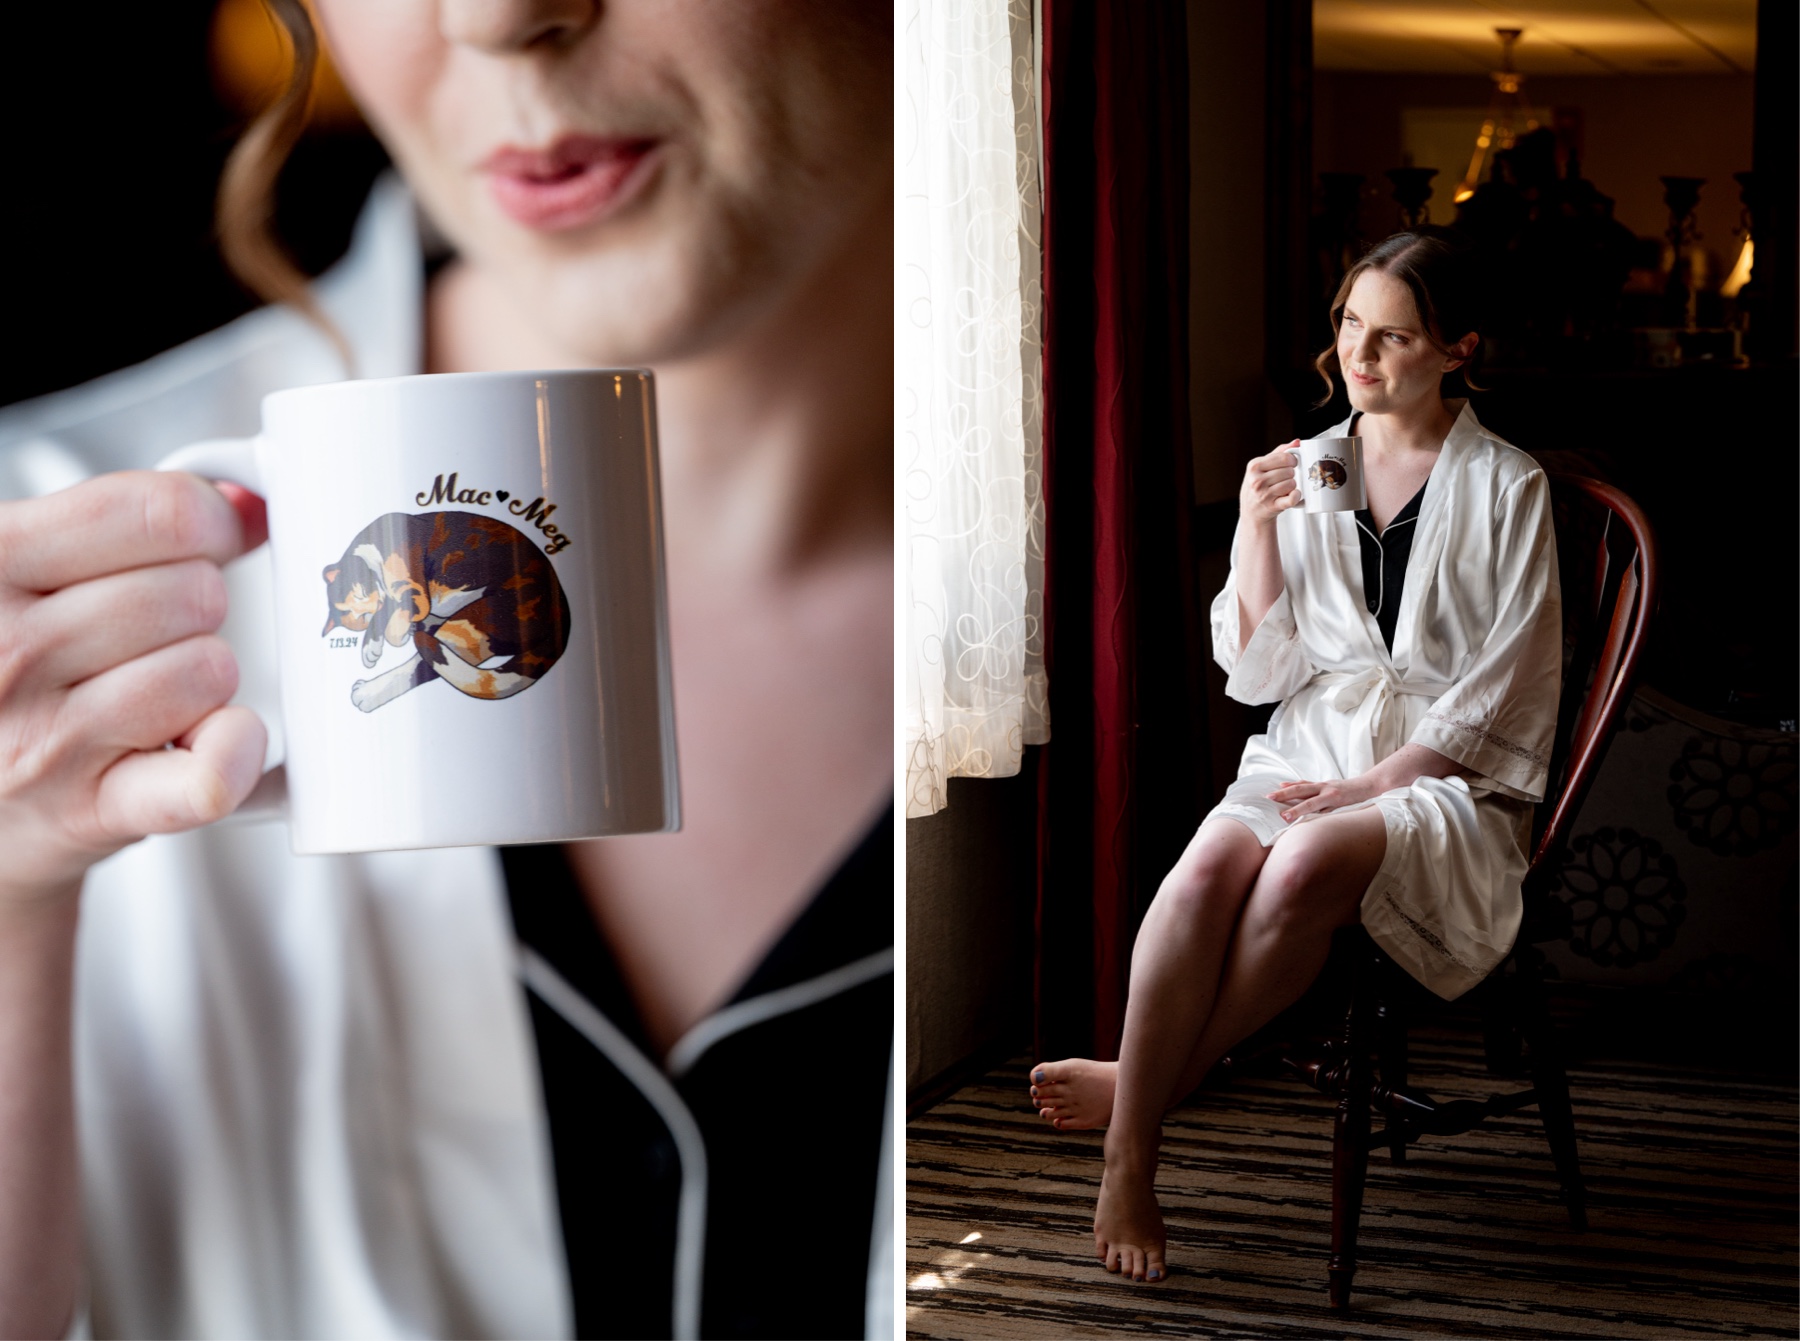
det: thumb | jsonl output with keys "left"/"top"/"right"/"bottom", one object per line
{"left": 93, "top": 707, "right": 269, "bottom": 838}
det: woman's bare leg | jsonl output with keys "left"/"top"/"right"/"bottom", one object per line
{"left": 1085, "top": 820, "right": 1268, "bottom": 1282}
{"left": 1030, "top": 819, "right": 1267, "bottom": 1131}
{"left": 1170, "top": 808, "right": 1389, "bottom": 1098}
{"left": 1095, "top": 807, "right": 1389, "bottom": 1282}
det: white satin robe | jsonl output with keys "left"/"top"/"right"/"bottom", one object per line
{"left": 1209, "top": 403, "right": 1562, "bottom": 999}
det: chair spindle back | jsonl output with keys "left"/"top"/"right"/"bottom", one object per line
{"left": 1530, "top": 473, "right": 1660, "bottom": 873}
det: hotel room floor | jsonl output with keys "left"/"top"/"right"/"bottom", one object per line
{"left": 906, "top": 1027, "right": 1798, "bottom": 1338}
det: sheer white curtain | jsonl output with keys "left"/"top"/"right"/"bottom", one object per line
{"left": 899, "top": 0, "right": 1047, "bottom": 820}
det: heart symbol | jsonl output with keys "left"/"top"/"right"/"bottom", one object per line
{"left": 495, "top": 490, "right": 510, "bottom": 501}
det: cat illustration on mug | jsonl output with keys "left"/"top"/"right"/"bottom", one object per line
{"left": 320, "top": 511, "right": 572, "bottom": 713}
{"left": 1307, "top": 459, "right": 1348, "bottom": 491}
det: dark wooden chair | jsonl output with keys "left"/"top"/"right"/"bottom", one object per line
{"left": 1244, "top": 472, "right": 1659, "bottom": 1311}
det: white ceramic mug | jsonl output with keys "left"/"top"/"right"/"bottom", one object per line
{"left": 1292, "top": 435, "right": 1367, "bottom": 513}
{"left": 157, "top": 369, "right": 680, "bottom": 855}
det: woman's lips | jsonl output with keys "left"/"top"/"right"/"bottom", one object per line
{"left": 481, "top": 136, "right": 660, "bottom": 232}
{"left": 1348, "top": 369, "right": 1380, "bottom": 386}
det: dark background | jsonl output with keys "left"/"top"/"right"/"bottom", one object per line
{"left": 0, "top": 3, "right": 387, "bottom": 410}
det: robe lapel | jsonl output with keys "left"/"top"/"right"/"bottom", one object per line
{"left": 1321, "top": 411, "right": 1395, "bottom": 670}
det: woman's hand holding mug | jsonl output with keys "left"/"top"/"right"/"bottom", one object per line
{"left": 0, "top": 471, "right": 269, "bottom": 905}
{"left": 1240, "top": 440, "right": 1303, "bottom": 525}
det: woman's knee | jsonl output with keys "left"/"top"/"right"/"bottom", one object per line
{"left": 1256, "top": 827, "right": 1365, "bottom": 930}
{"left": 1197, "top": 818, "right": 1270, "bottom": 876}
{"left": 1250, "top": 850, "right": 1319, "bottom": 932}
{"left": 1155, "top": 825, "right": 1264, "bottom": 923}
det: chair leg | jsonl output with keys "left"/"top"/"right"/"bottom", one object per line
{"left": 1518, "top": 957, "right": 1588, "bottom": 1230}
{"left": 1481, "top": 986, "right": 1524, "bottom": 1077}
{"left": 1328, "top": 988, "right": 1373, "bottom": 1311}
{"left": 1375, "top": 998, "right": 1408, "bottom": 1164}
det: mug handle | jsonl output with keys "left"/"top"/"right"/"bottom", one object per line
{"left": 153, "top": 438, "right": 289, "bottom": 823}
{"left": 156, "top": 437, "right": 261, "bottom": 492}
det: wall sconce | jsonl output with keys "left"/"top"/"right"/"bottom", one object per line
{"left": 1721, "top": 237, "right": 1753, "bottom": 298}
{"left": 1721, "top": 171, "right": 1755, "bottom": 300}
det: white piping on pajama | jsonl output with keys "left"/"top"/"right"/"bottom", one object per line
{"left": 1354, "top": 511, "right": 1419, "bottom": 622}
{"left": 666, "top": 947, "right": 895, "bottom": 1079}
{"left": 518, "top": 946, "right": 710, "bottom": 1341}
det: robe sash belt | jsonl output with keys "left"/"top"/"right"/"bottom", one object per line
{"left": 1314, "top": 667, "right": 1445, "bottom": 770}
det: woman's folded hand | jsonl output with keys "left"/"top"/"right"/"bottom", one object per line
{"left": 1266, "top": 775, "right": 1383, "bottom": 824}
{"left": 1268, "top": 744, "right": 1467, "bottom": 824}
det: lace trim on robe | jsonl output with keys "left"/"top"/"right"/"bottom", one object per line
{"left": 1245, "top": 647, "right": 1286, "bottom": 700}
{"left": 1424, "top": 709, "right": 1549, "bottom": 771}
{"left": 1227, "top": 593, "right": 1302, "bottom": 703}
{"left": 1381, "top": 888, "right": 1482, "bottom": 975}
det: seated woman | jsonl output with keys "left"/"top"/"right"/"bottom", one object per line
{"left": 1029, "top": 231, "right": 1562, "bottom": 1283}
{"left": 0, "top": 2, "right": 890, "bottom": 1337}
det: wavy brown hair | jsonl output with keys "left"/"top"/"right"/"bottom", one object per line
{"left": 216, "top": 0, "right": 354, "bottom": 371}
{"left": 1313, "top": 229, "right": 1486, "bottom": 406}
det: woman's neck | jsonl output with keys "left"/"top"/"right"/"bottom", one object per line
{"left": 650, "top": 224, "right": 892, "bottom": 583}
{"left": 1356, "top": 395, "right": 1458, "bottom": 460}
{"left": 425, "top": 217, "right": 891, "bottom": 588}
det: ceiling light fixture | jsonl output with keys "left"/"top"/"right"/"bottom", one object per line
{"left": 1452, "top": 28, "right": 1538, "bottom": 205}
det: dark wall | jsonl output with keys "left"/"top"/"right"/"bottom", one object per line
{"left": 1751, "top": 0, "right": 1798, "bottom": 361}
{"left": 0, "top": 5, "right": 387, "bottom": 409}
{"left": 905, "top": 770, "right": 1038, "bottom": 1099}
{"left": 1188, "top": 0, "right": 1273, "bottom": 505}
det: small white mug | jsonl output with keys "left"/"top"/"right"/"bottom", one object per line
{"left": 157, "top": 369, "right": 680, "bottom": 855}
{"left": 1292, "top": 435, "right": 1367, "bottom": 513}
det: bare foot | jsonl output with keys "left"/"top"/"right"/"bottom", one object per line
{"left": 1093, "top": 1161, "right": 1167, "bottom": 1282}
{"left": 1028, "top": 1059, "right": 1118, "bottom": 1130}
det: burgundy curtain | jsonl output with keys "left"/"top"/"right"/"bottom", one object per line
{"left": 1034, "top": 2, "right": 1211, "bottom": 1062}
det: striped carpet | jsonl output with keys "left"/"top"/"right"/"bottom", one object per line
{"left": 907, "top": 1027, "right": 1798, "bottom": 1338}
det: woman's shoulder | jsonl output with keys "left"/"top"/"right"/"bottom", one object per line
{"left": 1446, "top": 401, "right": 1543, "bottom": 492}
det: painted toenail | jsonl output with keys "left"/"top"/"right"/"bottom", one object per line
{"left": 1149, "top": 1270, "right": 1163, "bottom": 1281}
{"left": 1033, "top": 1071, "right": 1045, "bottom": 1083}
